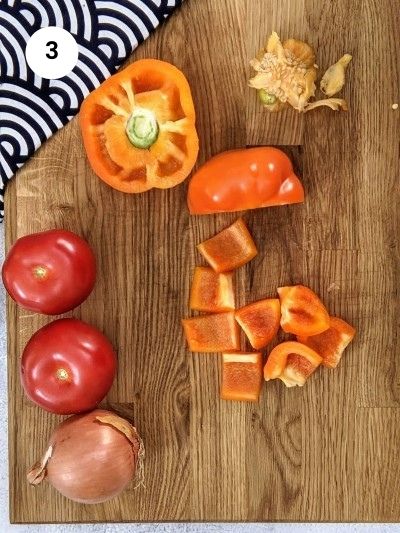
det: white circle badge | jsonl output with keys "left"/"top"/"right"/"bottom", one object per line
{"left": 25, "top": 27, "right": 79, "bottom": 80}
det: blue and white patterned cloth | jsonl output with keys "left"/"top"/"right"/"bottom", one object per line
{"left": 0, "top": 0, "right": 182, "bottom": 219}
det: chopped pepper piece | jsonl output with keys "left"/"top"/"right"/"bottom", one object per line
{"left": 182, "top": 312, "right": 240, "bottom": 353}
{"left": 278, "top": 285, "right": 330, "bottom": 336}
{"left": 189, "top": 266, "right": 234, "bottom": 313}
{"left": 264, "top": 341, "right": 322, "bottom": 387}
{"left": 221, "top": 352, "right": 263, "bottom": 402}
{"left": 235, "top": 298, "right": 280, "bottom": 349}
{"left": 80, "top": 59, "right": 199, "bottom": 193}
{"left": 197, "top": 218, "right": 257, "bottom": 273}
{"left": 297, "top": 316, "right": 355, "bottom": 368}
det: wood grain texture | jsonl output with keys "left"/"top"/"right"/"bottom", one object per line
{"left": 5, "top": 0, "right": 400, "bottom": 523}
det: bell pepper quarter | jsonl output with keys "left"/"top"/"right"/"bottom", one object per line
{"left": 264, "top": 341, "right": 323, "bottom": 387}
{"left": 278, "top": 285, "right": 330, "bottom": 336}
{"left": 189, "top": 266, "right": 235, "bottom": 313}
{"left": 182, "top": 311, "right": 240, "bottom": 353}
{"left": 188, "top": 147, "right": 304, "bottom": 214}
{"left": 197, "top": 218, "right": 258, "bottom": 273}
{"left": 80, "top": 59, "right": 199, "bottom": 193}
{"left": 235, "top": 298, "right": 280, "bottom": 349}
{"left": 297, "top": 316, "right": 355, "bottom": 368}
{"left": 220, "top": 352, "right": 263, "bottom": 402}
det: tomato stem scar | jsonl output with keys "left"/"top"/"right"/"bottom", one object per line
{"left": 33, "top": 266, "right": 47, "bottom": 279}
{"left": 56, "top": 368, "right": 69, "bottom": 381}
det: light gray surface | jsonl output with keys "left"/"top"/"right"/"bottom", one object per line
{"left": 0, "top": 226, "right": 398, "bottom": 532}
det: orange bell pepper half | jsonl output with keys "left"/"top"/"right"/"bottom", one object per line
{"left": 80, "top": 59, "right": 199, "bottom": 193}
{"left": 278, "top": 285, "right": 330, "bottom": 336}
{"left": 221, "top": 352, "right": 263, "bottom": 402}
{"left": 189, "top": 267, "right": 235, "bottom": 313}
{"left": 197, "top": 218, "right": 257, "bottom": 273}
{"left": 297, "top": 316, "right": 355, "bottom": 368}
{"left": 264, "top": 341, "right": 322, "bottom": 387}
{"left": 235, "top": 298, "right": 280, "bottom": 349}
{"left": 182, "top": 312, "right": 240, "bottom": 353}
{"left": 188, "top": 147, "right": 304, "bottom": 214}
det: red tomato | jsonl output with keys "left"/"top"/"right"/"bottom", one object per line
{"left": 2, "top": 229, "right": 96, "bottom": 315}
{"left": 188, "top": 147, "right": 304, "bottom": 214}
{"left": 20, "top": 318, "right": 117, "bottom": 415}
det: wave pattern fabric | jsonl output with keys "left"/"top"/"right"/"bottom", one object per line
{"left": 0, "top": 0, "right": 182, "bottom": 219}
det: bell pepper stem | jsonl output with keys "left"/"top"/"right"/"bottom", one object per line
{"left": 126, "top": 108, "right": 159, "bottom": 149}
{"left": 258, "top": 89, "right": 277, "bottom": 106}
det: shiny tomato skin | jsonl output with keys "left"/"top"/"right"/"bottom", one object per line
{"left": 2, "top": 229, "right": 96, "bottom": 315}
{"left": 20, "top": 318, "right": 117, "bottom": 415}
{"left": 188, "top": 147, "right": 304, "bottom": 214}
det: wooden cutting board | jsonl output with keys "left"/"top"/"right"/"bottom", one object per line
{"left": 5, "top": 0, "right": 400, "bottom": 523}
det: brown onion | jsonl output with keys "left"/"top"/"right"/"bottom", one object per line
{"left": 27, "top": 409, "right": 144, "bottom": 504}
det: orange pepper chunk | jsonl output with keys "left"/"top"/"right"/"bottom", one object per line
{"left": 188, "top": 147, "right": 304, "bottom": 215}
{"left": 80, "top": 59, "right": 199, "bottom": 194}
{"left": 278, "top": 285, "right": 330, "bottom": 336}
{"left": 221, "top": 352, "right": 263, "bottom": 402}
{"left": 264, "top": 341, "right": 322, "bottom": 387}
{"left": 235, "top": 298, "right": 280, "bottom": 349}
{"left": 182, "top": 312, "right": 240, "bottom": 353}
{"left": 189, "top": 267, "right": 235, "bottom": 313}
{"left": 197, "top": 218, "right": 257, "bottom": 273}
{"left": 297, "top": 316, "right": 355, "bottom": 368}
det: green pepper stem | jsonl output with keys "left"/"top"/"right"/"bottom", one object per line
{"left": 258, "top": 89, "right": 277, "bottom": 106}
{"left": 126, "top": 107, "right": 159, "bottom": 149}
